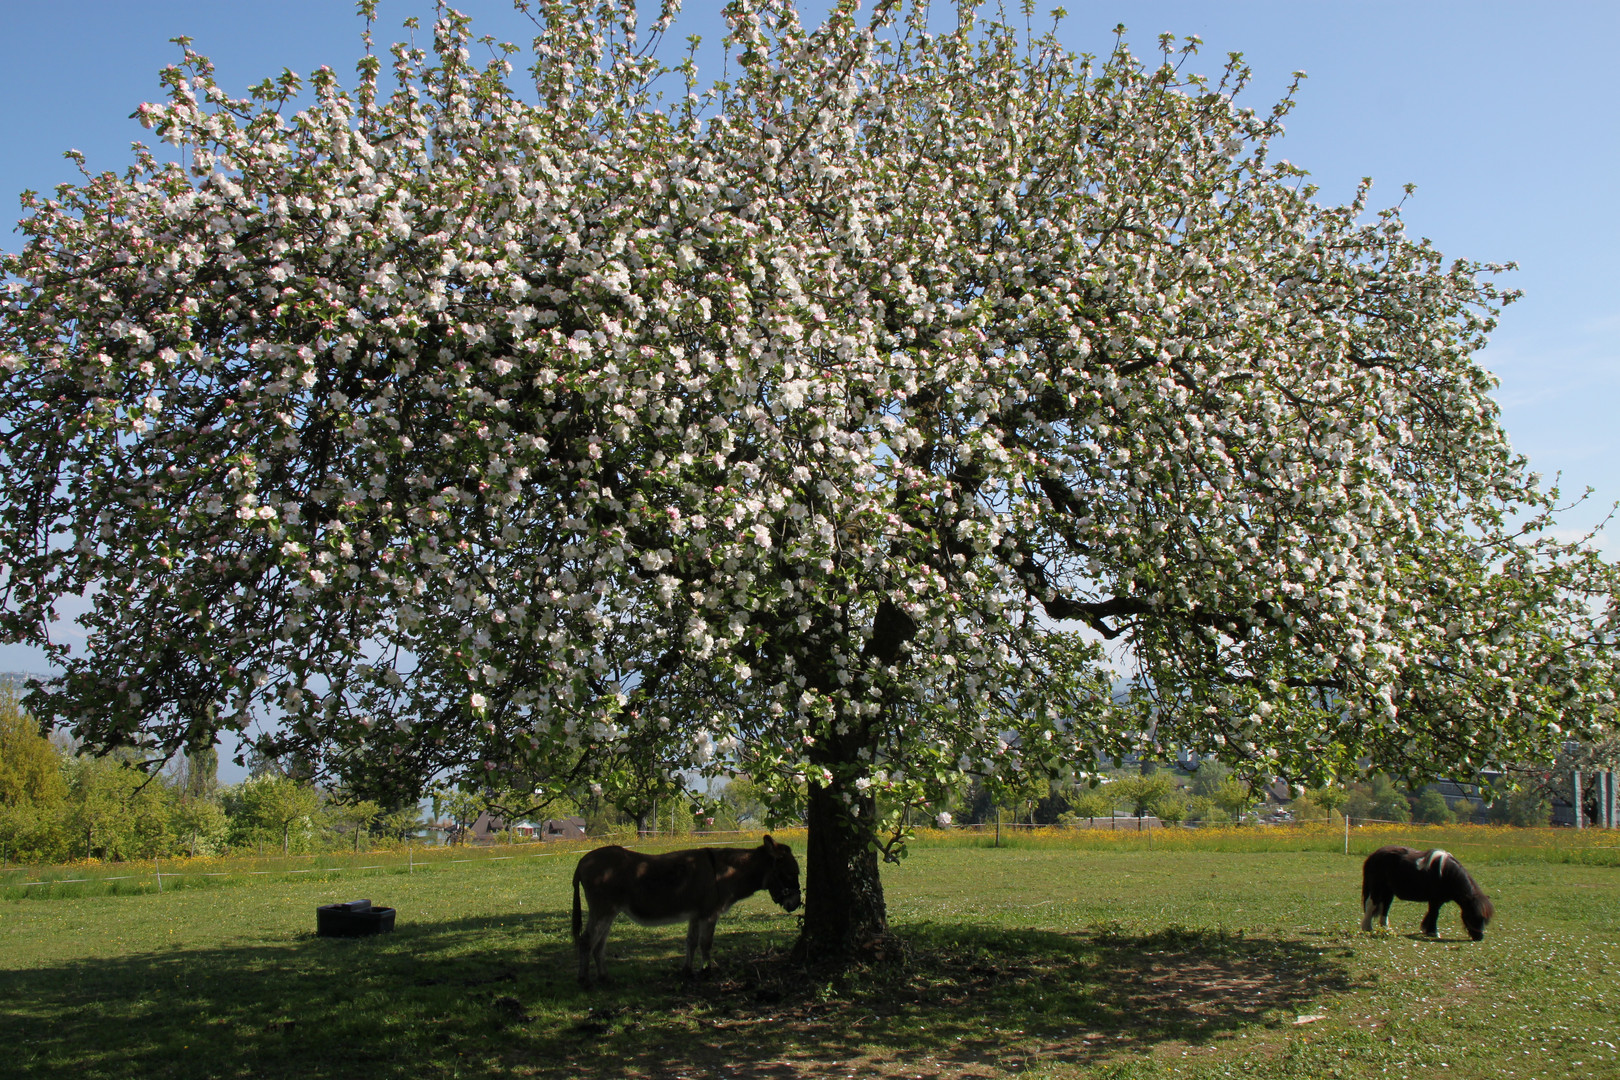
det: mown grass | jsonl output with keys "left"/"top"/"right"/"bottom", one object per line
{"left": 1, "top": 829, "right": 1615, "bottom": 1079}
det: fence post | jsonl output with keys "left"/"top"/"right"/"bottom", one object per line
{"left": 1574, "top": 770, "right": 1585, "bottom": 829}
{"left": 1344, "top": 814, "right": 1350, "bottom": 856}
{"left": 408, "top": 833, "right": 414, "bottom": 873}
{"left": 155, "top": 855, "right": 162, "bottom": 893}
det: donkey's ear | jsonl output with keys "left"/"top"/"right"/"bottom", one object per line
{"left": 762, "top": 834, "right": 776, "bottom": 852}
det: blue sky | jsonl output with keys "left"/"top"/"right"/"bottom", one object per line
{"left": 2, "top": 0, "right": 1617, "bottom": 678}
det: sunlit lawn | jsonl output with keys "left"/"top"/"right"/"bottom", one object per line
{"left": 1, "top": 828, "right": 1615, "bottom": 1078}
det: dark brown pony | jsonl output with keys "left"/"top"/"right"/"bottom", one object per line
{"left": 1361, "top": 845, "right": 1494, "bottom": 940}
{"left": 571, "top": 835, "right": 801, "bottom": 986}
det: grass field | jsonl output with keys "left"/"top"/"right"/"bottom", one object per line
{"left": 1, "top": 826, "right": 1616, "bottom": 1079}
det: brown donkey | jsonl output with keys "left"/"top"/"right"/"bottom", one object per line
{"left": 571, "top": 835, "right": 801, "bottom": 986}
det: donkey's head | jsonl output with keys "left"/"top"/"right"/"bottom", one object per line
{"left": 760, "top": 835, "right": 802, "bottom": 912}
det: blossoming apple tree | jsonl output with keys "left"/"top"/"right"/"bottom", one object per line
{"left": 2, "top": 0, "right": 1614, "bottom": 956}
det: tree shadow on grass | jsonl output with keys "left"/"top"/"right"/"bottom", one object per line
{"left": 551, "top": 922, "right": 1359, "bottom": 1080}
{"left": 0, "top": 914, "right": 1354, "bottom": 1080}
{"left": 1, "top": 909, "right": 583, "bottom": 1080}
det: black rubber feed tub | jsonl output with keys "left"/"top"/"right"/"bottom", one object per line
{"left": 317, "top": 899, "right": 396, "bottom": 937}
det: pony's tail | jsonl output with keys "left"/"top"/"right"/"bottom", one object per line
{"left": 572, "top": 868, "right": 583, "bottom": 943}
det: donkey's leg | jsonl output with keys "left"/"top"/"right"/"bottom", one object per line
{"left": 583, "top": 911, "right": 617, "bottom": 986}
{"left": 697, "top": 915, "right": 719, "bottom": 975}
{"left": 1420, "top": 901, "right": 1443, "bottom": 937}
{"left": 682, "top": 917, "right": 701, "bottom": 978}
{"left": 1361, "top": 894, "right": 1378, "bottom": 932}
{"left": 576, "top": 906, "right": 600, "bottom": 986}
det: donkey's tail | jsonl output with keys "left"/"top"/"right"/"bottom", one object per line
{"left": 571, "top": 868, "right": 583, "bottom": 942}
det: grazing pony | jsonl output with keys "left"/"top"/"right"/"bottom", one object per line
{"left": 1361, "top": 845, "right": 1494, "bottom": 940}
{"left": 572, "top": 834, "right": 801, "bottom": 987}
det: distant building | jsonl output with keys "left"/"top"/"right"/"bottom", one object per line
{"left": 538, "top": 816, "right": 587, "bottom": 841}
{"left": 466, "top": 812, "right": 586, "bottom": 842}
{"left": 0, "top": 671, "right": 48, "bottom": 693}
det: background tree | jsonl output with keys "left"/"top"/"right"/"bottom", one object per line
{"left": 1301, "top": 783, "right": 1350, "bottom": 823}
{"left": 328, "top": 797, "right": 384, "bottom": 852}
{"left": 1212, "top": 777, "right": 1257, "bottom": 824}
{"left": 0, "top": 687, "right": 70, "bottom": 863}
{"left": 1485, "top": 778, "right": 1552, "bottom": 827}
{"left": 1542, "top": 737, "right": 1620, "bottom": 824}
{"left": 1345, "top": 774, "right": 1413, "bottom": 824}
{"left": 1113, "top": 772, "right": 1175, "bottom": 826}
{"left": 431, "top": 785, "right": 488, "bottom": 846}
{"left": 3, "top": 1, "right": 1615, "bottom": 960}
{"left": 229, "top": 773, "right": 320, "bottom": 855}
{"left": 373, "top": 800, "right": 425, "bottom": 843}
{"left": 170, "top": 794, "right": 228, "bottom": 857}
{"left": 1066, "top": 786, "right": 1115, "bottom": 826}
{"left": 718, "top": 775, "right": 773, "bottom": 829}
{"left": 0, "top": 684, "right": 63, "bottom": 804}
{"left": 1189, "top": 762, "right": 1233, "bottom": 802}
{"left": 987, "top": 769, "right": 1057, "bottom": 827}
{"left": 1183, "top": 794, "right": 1221, "bottom": 824}
{"left": 1413, "top": 787, "right": 1455, "bottom": 825}
{"left": 1151, "top": 786, "right": 1189, "bottom": 826}
{"left": 63, "top": 754, "right": 174, "bottom": 860}
{"left": 169, "top": 745, "right": 220, "bottom": 802}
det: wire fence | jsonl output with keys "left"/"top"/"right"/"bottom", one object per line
{"left": 5, "top": 847, "right": 559, "bottom": 890}
{"left": 0, "top": 831, "right": 778, "bottom": 892}
{"left": 5, "top": 819, "right": 1614, "bottom": 894}
{"left": 949, "top": 814, "right": 1620, "bottom": 845}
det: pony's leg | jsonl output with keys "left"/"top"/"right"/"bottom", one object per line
{"left": 1421, "top": 901, "right": 1442, "bottom": 937}
{"left": 1364, "top": 890, "right": 1394, "bottom": 930}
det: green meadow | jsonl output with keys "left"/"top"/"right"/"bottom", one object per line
{"left": 2, "top": 827, "right": 1616, "bottom": 1078}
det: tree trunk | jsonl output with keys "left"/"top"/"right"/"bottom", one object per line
{"left": 282, "top": 823, "right": 290, "bottom": 856}
{"left": 792, "top": 781, "right": 893, "bottom": 964}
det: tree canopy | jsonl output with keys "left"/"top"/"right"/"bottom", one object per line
{"left": 2, "top": 0, "right": 1614, "bottom": 954}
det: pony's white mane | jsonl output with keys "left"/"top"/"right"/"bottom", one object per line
{"left": 1417, "top": 849, "right": 1452, "bottom": 874}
